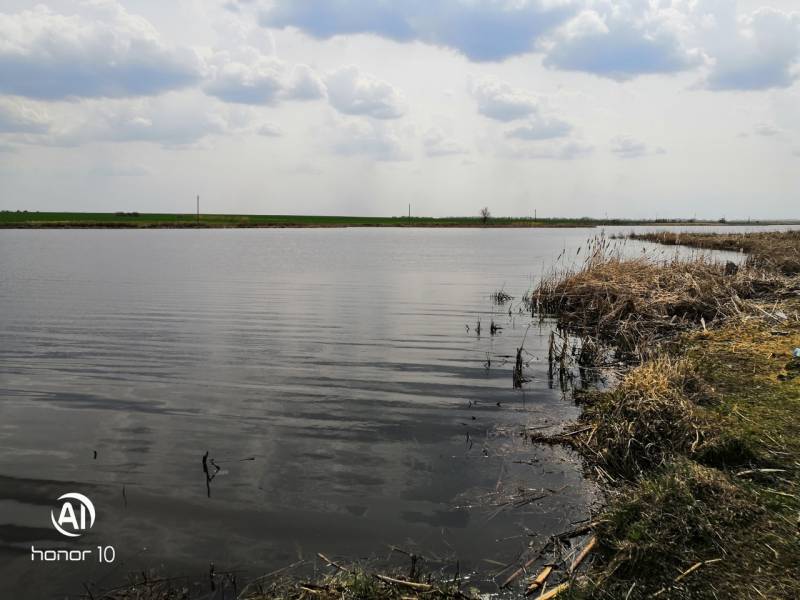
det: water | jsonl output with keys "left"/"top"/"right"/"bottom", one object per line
{"left": 0, "top": 226, "right": 786, "bottom": 598}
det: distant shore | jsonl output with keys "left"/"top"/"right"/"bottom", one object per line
{"left": 2, "top": 212, "right": 797, "bottom": 229}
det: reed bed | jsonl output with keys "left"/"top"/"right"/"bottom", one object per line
{"left": 629, "top": 230, "right": 800, "bottom": 275}
{"left": 564, "top": 357, "right": 716, "bottom": 479}
{"left": 531, "top": 231, "right": 800, "bottom": 599}
{"left": 534, "top": 243, "right": 776, "bottom": 359}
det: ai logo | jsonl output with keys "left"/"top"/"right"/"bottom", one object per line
{"left": 50, "top": 493, "right": 96, "bottom": 538}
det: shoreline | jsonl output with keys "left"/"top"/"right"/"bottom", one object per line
{"left": 2, "top": 213, "right": 798, "bottom": 229}
{"left": 527, "top": 230, "right": 800, "bottom": 598}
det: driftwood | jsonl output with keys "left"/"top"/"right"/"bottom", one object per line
{"left": 525, "top": 566, "right": 553, "bottom": 595}
{"left": 537, "top": 582, "right": 570, "bottom": 599}
{"left": 374, "top": 574, "right": 432, "bottom": 591}
{"left": 674, "top": 558, "right": 722, "bottom": 583}
{"left": 569, "top": 536, "right": 597, "bottom": 573}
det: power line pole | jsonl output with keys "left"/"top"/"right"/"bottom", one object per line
{"left": 196, "top": 195, "right": 199, "bottom": 223}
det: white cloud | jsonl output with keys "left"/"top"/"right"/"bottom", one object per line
{"left": 471, "top": 79, "right": 540, "bottom": 122}
{"left": 0, "top": 3, "right": 201, "bottom": 100}
{"left": 331, "top": 119, "right": 410, "bottom": 161}
{"left": 204, "top": 51, "right": 326, "bottom": 105}
{"left": 0, "top": 98, "right": 51, "bottom": 133}
{"left": 506, "top": 115, "right": 572, "bottom": 140}
{"left": 610, "top": 135, "right": 663, "bottom": 158}
{"left": 325, "top": 66, "right": 406, "bottom": 119}
{"left": 204, "top": 52, "right": 285, "bottom": 104}
{"left": 257, "top": 122, "right": 283, "bottom": 137}
{"left": 505, "top": 139, "right": 594, "bottom": 160}
{"left": 45, "top": 94, "right": 229, "bottom": 148}
{"left": 286, "top": 64, "right": 327, "bottom": 100}
{"left": 423, "top": 127, "right": 467, "bottom": 156}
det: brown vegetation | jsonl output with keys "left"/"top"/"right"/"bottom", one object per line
{"left": 629, "top": 229, "right": 800, "bottom": 275}
{"left": 534, "top": 238, "right": 779, "bottom": 359}
{"left": 532, "top": 231, "right": 800, "bottom": 599}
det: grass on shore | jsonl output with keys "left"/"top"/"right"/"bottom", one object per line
{"left": 534, "top": 240, "right": 778, "bottom": 359}
{"left": 2, "top": 211, "right": 797, "bottom": 229}
{"left": 629, "top": 230, "right": 800, "bottom": 275}
{"left": 533, "top": 233, "right": 800, "bottom": 599}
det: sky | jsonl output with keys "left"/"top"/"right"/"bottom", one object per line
{"left": 0, "top": 0, "right": 798, "bottom": 219}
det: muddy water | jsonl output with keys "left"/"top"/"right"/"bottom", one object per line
{"left": 0, "top": 226, "right": 781, "bottom": 598}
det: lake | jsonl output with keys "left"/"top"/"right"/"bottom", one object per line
{"left": 0, "top": 226, "right": 777, "bottom": 598}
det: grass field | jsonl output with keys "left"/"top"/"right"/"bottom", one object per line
{"left": 1, "top": 211, "right": 795, "bottom": 229}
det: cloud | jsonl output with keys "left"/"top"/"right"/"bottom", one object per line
{"left": 0, "top": 98, "right": 50, "bottom": 133}
{"left": 543, "top": 2, "right": 700, "bottom": 80}
{"left": 325, "top": 66, "right": 405, "bottom": 119}
{"left": 506, "top": 115, "right": 571, "bottom": 140}
{"left": 704, "top": 8, "right": 800, "bottom": 91}
{"left": 423, "top": 127, "right": 467, "bottom": 156}
{"left": 256, "top": 122, "right": 283, "bottom": 137}
{"left": 472, "top": 78, "right": 571, "bottom": 139}
{"left": 89, "top": 164, "right": 153, "bottom": 177}
{"left": 204, "top": 52, "right": 285, "bottom": 104}
{"left": 331, "top": 119, "right": 409, "bottom": 161}
{"left": 47, "top": 95, "right": 229, "bottom": 148}
{"left": 506, "top": 139, "right": 594, "bottom": 160}
{"left": 610, "top": 135, "right": 664, "bottom": 158}
{"left": 471, "top": 79, "right": 539, "bottom": 121}
{"left": 286, "top": 64, "right": 327, "bottom": 100}
{"left": 753, "top": 123, "right": 782, "bottom": 137}
{"left": 260, "top": 0, "right": 575, "bottom": 62}
{"left": 204, "top": 48, "right": 326, "bottom": 105}
{"left": 0, "top": 3, "right": 201, "bottom": 100}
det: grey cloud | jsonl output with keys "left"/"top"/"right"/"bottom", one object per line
{"left": 257, "top": 122, "right": 283, "bottom": 137}
{"left": 506, "top": 116, "right": 571, "bottom": 140}
{"left": 705, "top": 9, "right": 800, "bottom": 91}
{"left": 753, "top": 123, "right": 782, "bottom": 137}
{"left": 89, "top": 164, "right": 153, "bottom": 177}
{"left": 610, "top": 135, "right": 663, "bottom": 159}
{"left": 0, "top": 5, "right": 201, "bottom": 100}
{"left": 423, "top": 127, "right": 467, "bottom": 156}
{"left": 204, "top": 55, "right": 285, "bottom": 104}
{"left": 0, "top": 99, "right": 50, "bottom": 133}
{"left": 260, "top": 0, "right": 575, "bottom": 62}
{"left": 543, "top": 4, "right": 700, "bottom": 80}
{"left": 48, "top": 97, "right": 228, "bottom": 148}
{"left": 508, "top": 140, "right": 594, "bottom": 160}
{"left": 325, "top": 66, "right": 405, "bottom": 119}
{"left": 472, "top": 79, "right": 539, "bottom": 122}
{"left": 331, "top": 120, "right": 410, "bottom": 161}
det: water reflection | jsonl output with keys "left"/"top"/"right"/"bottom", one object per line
{"left": 0, "top": 225, "right": 774, "bottom": 598}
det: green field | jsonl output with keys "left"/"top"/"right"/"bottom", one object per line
{"left": 0, "top": 211, "right": 795, "bottom": 229}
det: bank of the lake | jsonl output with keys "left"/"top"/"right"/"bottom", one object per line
{"left": 528, "top": 230, "right": 800, "bottom": 599}
{"left": 2, "top": 211, "right": 798, "bottom": 229}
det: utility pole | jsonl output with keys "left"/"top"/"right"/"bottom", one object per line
{"left": 196, "top": 195, "right": 200, "bottom": 223}
{"left": 408, "top": 203, "right": 411, "bottom": 224}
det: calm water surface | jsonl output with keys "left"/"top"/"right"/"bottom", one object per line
{"left": 0, "top": 226, "right": 779, "bottom": 598}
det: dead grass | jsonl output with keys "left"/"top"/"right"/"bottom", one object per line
{"left": 558, "top": 357, "right": 719, "bottom": 479}
{"left": 533, "top": 248, "right": 777, "bottom": 359}
{"left": 533, "top": 231, "right": 800, "bottom": 599}
{"left": 630, "top": 230, "right": 800, "bottom": 275}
